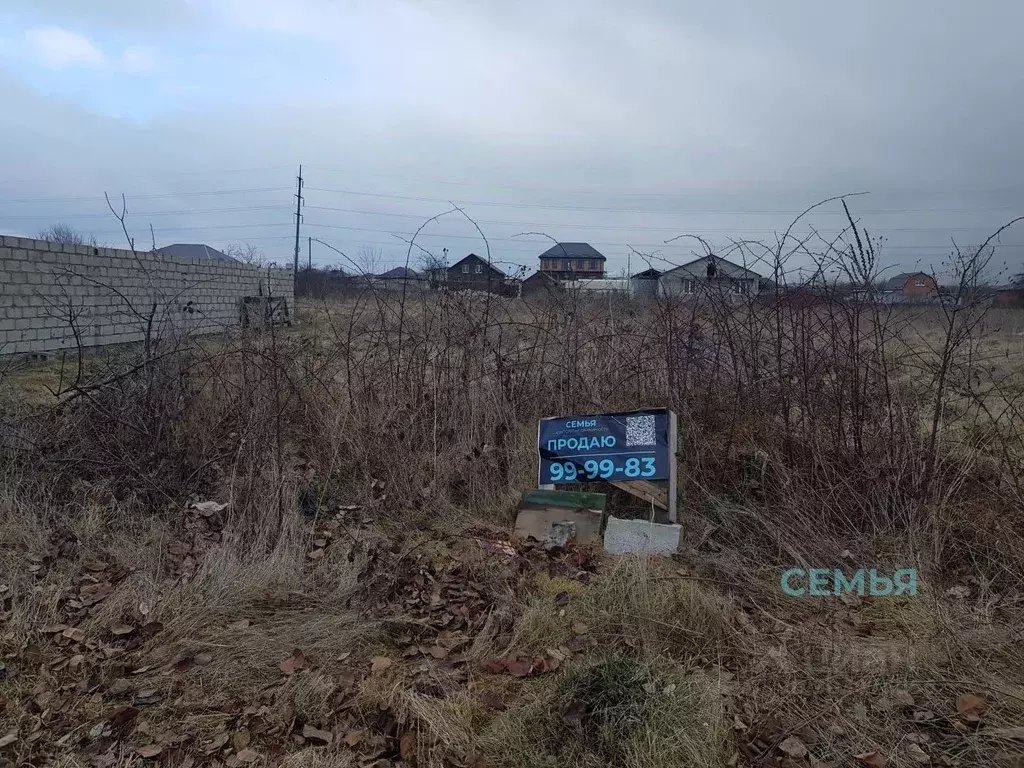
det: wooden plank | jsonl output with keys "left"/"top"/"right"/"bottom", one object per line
{"left": 608, "top": 479, "right": 669, "bottom": 510}
{"left": 668, "top": 409, "right": 678, "bottom": 523}
{"left": 521, "top": 489, "right": 607, "bottom": 512}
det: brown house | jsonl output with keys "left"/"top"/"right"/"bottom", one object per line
{"left": 446, "top": 253, "right": 506, "bottom": 293}
{"left": 883, "top": 272, "right": 938, "bottom": 298}
{"left": 538, "top": 243, "right": 606, "bottom": 281}
{"left": 994, "top": 287, "right": 1024, "bottom": 308}
{"left": 521, "top": 270, "right": 563, "bottom": 299}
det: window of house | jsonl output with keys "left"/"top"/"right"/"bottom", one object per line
{"left": 733, "top": 281, "right": 746, "bottom": 294}
{"left": 475, "top": 264, "right": 482, "bottom": 274}
{"left": 575, "top": 260, "right": 583, "bottom": 270}
{"left": 682, "top": 279, "right": 695, "bottom": 294}
{"left": 915, "top": 278, "right": 925, "bottom": 287}
{"left": 462, "top": 264, "right": 469, "bottom": 274}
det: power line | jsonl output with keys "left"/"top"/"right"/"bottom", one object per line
{"left": 302, "top": 204, "right": 1020, "bottom": 234}
{"left": 0, "top": 205, "right": 286, "bottom": 220}
{"left": 309, "top": 166, "right": 1024, "bottom": 199}
{"left": 0, "top": 166, "right": 294, "bottom": 188}
{"left": 304, "top": 186, "right": 1024, "bottom": 215}
{"left": 0, "top": 187, "right": 293, "bottom": 205}
{"left": 301, "top": 221, "right": 1024, "bottom": 249}
{"left": 1, "top": 199, "right": 1011, "bottom": 232}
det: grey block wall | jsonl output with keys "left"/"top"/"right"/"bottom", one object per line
{"left": 0, "top": 235, "right": 293, "bottom": 355}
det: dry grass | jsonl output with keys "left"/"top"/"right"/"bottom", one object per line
{"left": 2, "top": 232, "right": 1024, "bottom": 766}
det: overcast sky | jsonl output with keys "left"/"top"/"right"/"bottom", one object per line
{"left": 2, "top": 0, "right": 1024, "bottom": 280}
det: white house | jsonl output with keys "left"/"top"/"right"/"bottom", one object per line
{"left": 658, "top": 255, "right": 761, "bottom": 298}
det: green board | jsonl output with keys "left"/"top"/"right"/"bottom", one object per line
{"left": 520, "top": 489, "right": 606, "bottom": 512}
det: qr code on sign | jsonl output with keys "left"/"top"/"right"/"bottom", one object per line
{"left": 625, "top": 415, "right": 657, "bottom": 446}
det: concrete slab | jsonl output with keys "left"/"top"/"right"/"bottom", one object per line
{"left": 603, "top": 516, "right": 682, "bottom": 556}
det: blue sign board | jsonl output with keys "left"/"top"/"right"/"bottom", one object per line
{"left": 537, "top": 408, "right": 672, "bottom": 486}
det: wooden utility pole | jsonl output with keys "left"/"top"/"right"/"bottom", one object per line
{"left": 292, "top": 165, "right": 304, "bottom": 277}
{"left": 307, "top": 236, "right": 312, "bottom": 271}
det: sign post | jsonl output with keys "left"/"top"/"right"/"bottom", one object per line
{"left": 537, "top": 408, "right": 677, "bottom": 523}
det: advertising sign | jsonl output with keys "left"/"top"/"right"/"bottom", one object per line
{"left": 537, "top": 408, "right": 673, "bottom": 486}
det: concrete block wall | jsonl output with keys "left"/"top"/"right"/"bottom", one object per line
{"left": 0, "top": 235, "right": 293, "bottom": 355}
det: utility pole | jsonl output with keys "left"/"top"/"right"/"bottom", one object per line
{"left": 307, "top": 236, "right": 312, "bottom": 271}
{"left": 293, "top": 165, "right": 304, "bottom": 277}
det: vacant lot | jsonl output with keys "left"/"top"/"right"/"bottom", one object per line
{"left": 1, "top": 283, "right": 1023, "bottom": 768}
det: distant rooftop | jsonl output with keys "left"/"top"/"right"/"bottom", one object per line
{"left": 378, "top": 266, "right": 420, "bottom": 278}
{"left": 156, "top": 243, "right": 238, "bottom": 263}
{"left": 538, "top": 242, "right": 607, "bottom": 260}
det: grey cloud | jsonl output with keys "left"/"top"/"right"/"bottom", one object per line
{"left": 2, "top": 0, "right": 1024, "bottom": 277}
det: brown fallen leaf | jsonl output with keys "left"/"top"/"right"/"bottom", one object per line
{"left": 956, "top": 693, "right": 987, "bottom": 722}
{"left": 226, "top": 619, "right": 250, "bottom": 631}
{"left": 280, "top": 649, "right": 306, "bottom": 675}
{"left": 904, "top": 743, "right": 930, "bottom": 764}
{"left": 195, "top": 652, "right": 213, "bottom": 666}
{"left": 499, "top": 657, "right": 529, "bottom": 677}
{"left": 110, "top": 624, "right": 135, "bottom": 637}
{"left": 108, "top": 678, "right": 132, "bottom": 696}
{"left": 136, "top": 745, "right": 163, "bottom": 759}
{"left": 62, "top": 627, "right": 86, "bottom": 643}
{"left": 778, "top": 736, "right": 808, "bottom": 759}
{"left": 344, "top": 730, "right": 365, "bottom": 747}
{"left": 428, "top": 646, "right": 448, "bottom": 659}
{"left": 203, "top": 732, "right": 230, "bottom": 754}
{"left": 0, "top": 733, "right": 17, "bottom": 749}
{"left": 893, "top": 689, "right": 915, "bottom": 708}
{"left": 854, "top": 751, "right": 887, "bottom": 767}
{"left": 480, "top": 690, "right": 507, "bottom": 711}
{"left": 400, "top": 732, "right": 416, "bottom": 762}
{"left": 235, "top": 747, "right": 258, "bottom": 763}
{"left": 233, "top": 730, "right": 251, "bottom": 751}
{"left": 370, "top": 656, "right": 393, "bottom": 674}
{"left": 301, "top": 725, "right": 332, "bottom": 745}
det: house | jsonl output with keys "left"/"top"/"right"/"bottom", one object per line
{"left": 446, "top": 253, "right": 506, "bottom": 293}
{"left": 156, "top": 244, "right": 238, "bottom": 263}
{"left": 538, "top": 243, "right": 607, "bottom": 281}
{"left": 993, "top": 287, "right": 1024, "bottom": 308}
{"left": 377, "top": 266, "right": 427, "bottom": 290}
{"left": 882, "top": 272, "right": 938, "bottom": 299}
{"left": 572, "top": 278, "right": 631, "bottom": 295}
{"left": 629, "top": 268, "right": 661, "bottom": 298}
{"left": 521, "top": 270, "right": 563, "bottom": 299}
{"left": 378, "top": 266, "right": 419, "bottom": 279}
{"left": 658, "top": 255, "right": 761, "bottom": 298}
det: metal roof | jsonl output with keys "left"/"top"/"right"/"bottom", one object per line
{"left": 538, "top": 242, "right": 607, "bottom": 260}
{"left": 156, "top": 243, "right": 238, "bottom": 263}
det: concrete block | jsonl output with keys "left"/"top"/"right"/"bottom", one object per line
{"left": 603, "top": 517, "right": 682, "bottom": 556}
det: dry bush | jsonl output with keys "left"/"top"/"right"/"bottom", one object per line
{"left": 1, "top": 201, "right": 1023, "bottom": 766}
